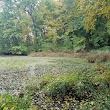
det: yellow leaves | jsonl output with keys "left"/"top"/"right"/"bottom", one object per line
{"left": 91, "top": 101, "right": 94, "bottom": 105}
{"left": 85, "top": 12, "right": 96, "bottom": 31}
{"left": 79, "top": 0, "right": 110, "bottom": 31}
{"left": 54, "top": 9, "right": 62, "bottom": 16}
{"left": 22, "top": 28, "right": 29, "bottom": 35}
{"left": 93, "top": 0, "right": 100, "bottom": 9}
{"left": 13, "top": 10, "right": 34, "bottom": 42}
{"left": 3, "top": 107, "right": 8, "bottom": 110}
{"left": 47, "top": 28, "right": 57, "bottom": 36}
{"left": 78, "top": 0, "right": 89, "bottom": 11}
{"left": 102, "top": 0, "right": 106, "bottom": 5}
{"left": 46, "top": 20, "right": 57, "bottom": 27}
{"left": 13, "top": 19, "right": 20, "bottom": 27}
{"left": 98, "top": 5, "right": 110, "bottom": 18}
{"left": 53, "top": 0, "right": 63, "bottom": 7}
{"left": 29, "top": 106, "right": 38, "bottom": 110}
{"left": 10, "top": 106, "right": 16, "bottom": 110}
{"left": 46, "top": 27, "right": 58, "bottom": 42}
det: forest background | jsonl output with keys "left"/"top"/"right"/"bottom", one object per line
{"left": 0, "top": 0, "right": 110, "bottom": 55}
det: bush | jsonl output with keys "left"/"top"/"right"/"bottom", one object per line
{"left": 87, "top": 55, "right": 97, "bottom": 63}
{"left": 39, "top": 74, "right": 56, "bottom": 89}
{"left": 25, "top": 81, "right": 39, "bottom": 95}
{"left": 96, "top": 53, "right": 107, "bottom": 62}
{"left": 0, "top": 94, "right": 31, "bottom": 110}
{"left": 106, "top": 54, "right": 110, "bottom": 61}
{"left": 87, "top": 52, "right": 110, "bottom": 63}
{"left": 73, "top": 36, "right": 86, "bottom": 52}
{"left": 42, "top": 73, "right": 78, "bottom": 98}
{"left": 78, "top": 88, "right": 110, "bottom": 110}
{"left": 41, "top": 73, "right": 95, "bottom": 100}
{"left": 11, "top": 46, "right": 28, "bottom": 55}
{"left": 93, "top": 71, "right": 110, "bottom": 88}
{"left": 73, "top": 51, "right": 89, "bottom": 58}
{"left": 100, "top": 46, "right": 110, "bottom": 52}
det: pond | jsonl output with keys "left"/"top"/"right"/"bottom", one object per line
{"left": 0, "top": 56, "right": 92, "bottom": 94}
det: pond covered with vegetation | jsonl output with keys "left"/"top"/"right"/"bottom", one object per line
{"left": 0, "top": 52, "right": 110, "bottom": 109}
{"left": 0, "top": 56, "right": 62, "bottom": 94}
{"left": 0, "top": 56, "right": 85, "bottom": 93}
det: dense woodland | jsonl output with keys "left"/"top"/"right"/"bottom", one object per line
{"left": 0, "top": 0, "right": 110, "bottom": 55}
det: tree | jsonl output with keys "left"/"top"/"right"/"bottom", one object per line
{"left": 0, "top": 0, "right": 31, "bottom": 54}
{"left": 78, "top": 0, "right": 110, "bottom": 31}
{"left": 0, "top": 0, "right": 110, "bottom": 54}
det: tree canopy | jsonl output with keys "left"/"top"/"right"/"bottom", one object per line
{"left": 0, "top": 0, "right": 110, "bottom": 54}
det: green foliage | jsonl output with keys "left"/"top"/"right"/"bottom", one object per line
{"left": 73, "top": 36, "right": 86, "bottom": 52}
{"left": 100, "top": 46, "right": 110, "bottom": 52}
{"left": 36, "top": 69, "right": 110, "bottom": 109}
{"left": 78, "top": 88, "right": 110, "bottom": 110}
{"left": 41, "top": 73, "right": 95, "bottom": 100}
{"left": 0, "top": 94, "right": 31, "bottom": 110}
{"left": 0, "top": 0, "right": 110, "bottom": 53}
{"left": 11, "top": 46, "right": 28, "bottom": 55}
{"left": 40, "top": 42, "right": 54, "bottom": 52}
{"left": 0, "top": 56, "right": 110, "bottom": 109}
{"left": 94, "top": 71, "right": 110, "bottom": 87}
{"left": 61, "top": 36, "right": 73, "bottom": 50}
{"left": 39, "top": 74, "right": 56, "bottom": 89}
{"left": 25, "top": 81, "right": 39, "bottom": 95}
{"left": 106, "top": 21, "right": 110, "bottom": 34}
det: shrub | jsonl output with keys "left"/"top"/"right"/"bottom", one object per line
{"left": 73, "top": 52, "right": 89, "bottom": 58}
{"left": 0, "top": 94, "right": 31, "bottom": 110}
{"left": 39, "top": 74, "right": 56, "bottom": 89}
{"left": 87, "top": 55, "right": 97, "bottom": 63}
{"left": 106, "top": 54, "right": 110, "bottom": 61}
{"left": 42, "top": 73, "right": 78, "bottom": 98}
{"left": 96, "top": 53, "right": 107, "bottom": 62}
{"left": 11, "top": 46, "right": 28, "bottom": 55}
{"left": 73, "top": 36, "right": 86, "bottom": 53}
{"left": 100, "top": 46, "right": 110, "bottom": 52}
{"left": 25, "top": 81, "right": 39, "bottom": 95}
{"left": 78, "top": 88, "right": 110, "bottom": 110}
{"left": 93, "top": 71, "right": 110, "bottom": 88}
{"left": 87, "top": 52, "right": 110, "bottom": 63}
{"left": 41, "top": 73, "right": 95, "bottom": 100}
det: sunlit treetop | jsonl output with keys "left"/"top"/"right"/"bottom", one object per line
{"left": 78, "top": 0, "right": 110, "bottom": 31}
